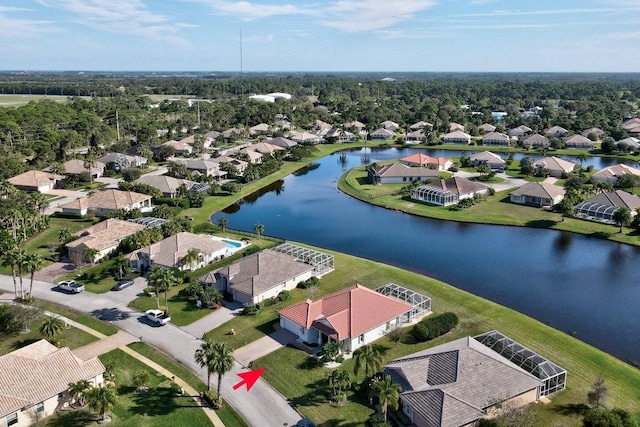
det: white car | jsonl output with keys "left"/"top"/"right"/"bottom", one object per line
{"left": 145, "top": 309, "right": 171, "bottom": 326}
{"left": 56, "top": 280, "right": 85, "bottom": 293}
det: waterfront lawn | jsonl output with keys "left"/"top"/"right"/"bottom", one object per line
{"left": 249, "top": 249, "right": 640, "bottom": 426}
{"left": 34, "top": 299, "right": 118, "bottom": 336}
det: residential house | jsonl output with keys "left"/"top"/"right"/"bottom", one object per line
{"left": 449, "top": 122, "right": 465, "bottom": 132}
{"left": 249, "top": 123, "right": 271, "bottom": 136}
{"left": 134, "top": 175, "right": 203, "bottom": 198}
{"left": 273, "top": 119, "right": 293, "bottom": 131}
{"left": 545, "top": 126, "right": 568, "bottom": 138}
{"left": 66, "top": 218, "right": 146, "bottom": 264}
{"left": 400, "top": 153, "right": 453, "bottom": 171}
{"left": 98, "top": 152, "right": 147, "bottom": 169}
{"left": 63, "top": 159, "right": 105, "bottom": 180}
{"left": 383, "top": 335, "right": 552, "bottom": 427}
{"left": 508, "top": 125, "right": 532, "bottom": 138}
{"left": 591, "top": 164, "right": 640, "bottom": 184}
{"left": 204, "top": 130, "right": 221, "bottom": 142}
{"left": 369, "top": 128, "right": 394, "bottom": 141}
{"left": 239, "top": 149, "right": 263, "bottom": 164}
{"left": 344, "top": 120, "right": 367, "bottom": 135}
{"left": 382, "top": 120, "right": 400, "bottom": 132}
{"left": 582, "top": 127, "right": 605, "bottom": 139}
{"left": 60, "top": 189, "right": 152, "bottom": 217}
{"left": 325, "top": 128, "right": 357, "bottom": 143}
{"left": 482, "top": 132, "right": 510, "bottom": 147}
{"left": 621, "top": 117, "right": 640, "bottom": 132}
{"left": 522, "top": 133, "right": 550, "bottom": 149}
{"left": 131, "top": 232, "right": 227, "bottom": 272}
{"left": 409, "top": 121, "right": 432, "bottom": 131}
{"left": 478, "top": 123, "right": 497, "bottom": 133}
{"left": 264, "top": 137, "right": 297, "bottom": 149}
{"left": 470, "top": 151, "right": 506, "bottom": 170}
{"left": 368, "top": 162, "right": 439, "bottom": 184}
{"left": 564, "top": 134, "right": 595, "bottom": 150}
{"left": 7, "top": 170, "right": 63, "bottom": 193}
{"left": 211, "top": 156, "right": 248, "bottom": 175}
{"left": 279, "top": 284, "right": 414, "bottom": 352}
{"left": 443, "top": 130, "right": 471, "bottom": 144}
{"left": 510, "top": 182, "right": 565, "bottom": 207}
{"left": 615, "top": 137, "right": 640, "bottom": 151}
{"left": 221, "top": 127, "right": 244, "bottom": 141}
{"left": 0, "top": 340, "right": 104, "bottom": 427}
{"left": 290, "top": 131, "right": 323, "bottom": 144}
{"left": 247, "top": 141, "right": 286, "bottom": 156}
{"left": 574, "top": 190, "right": 640, "bottom": 223}
{"left": 534, "top": 156, "right": 575, "bottom": 178}
{"left": 405, "top": 130, "right": 426, "bottom": 144}
{"left": 314, "top": 120, "right": 333, "bottom": 132}
{"left": 411, "top": 177, "right": 489, "bottom": 206}
{"left": 172, "top": 158, "right": 226, "bottom": 177}
{"left": 162, "top": 140, "right": 193, "bottom": 156}
{"left": 200, "top": 247, "right": 322, "bottom": 303}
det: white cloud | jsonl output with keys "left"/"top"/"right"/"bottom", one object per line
{"left": 187, "top": 0, "right": 307, "bottom": 20}
{"left": 242, "top": 34, "right": 275, "bottom": 43}
{"left": 459, "top": 7, "right": 639, "bottom": 18}
{"left": 0, "top": 13, "right": 60, "bottom": 39}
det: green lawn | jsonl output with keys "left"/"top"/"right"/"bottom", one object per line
{"left": 56, "top": 258, "right": 122, "bottom": 294}
{"left": 0, "top": 307, "right": 97, "bottom": 356}
{"left": 127, "top": 343, "right": 248, "bottom": 427}
{"left": 217, "top": 247, "right": 640, "bottom": 427}
{"left": 34, "top": 299, "right": 118, "bottom": 336}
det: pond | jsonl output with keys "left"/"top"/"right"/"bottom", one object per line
{"left": 213, "top": 147, "right": 640, "bottom": 364}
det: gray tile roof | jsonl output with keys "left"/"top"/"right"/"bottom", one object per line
{"left": 374, "top": 162, "right": 439, "bottom": 179}
{"left": 511, "top": 182, "right": 565, "bottom": 199}
{"left": 585, "top": 190, "right": 640, "bottom": 210}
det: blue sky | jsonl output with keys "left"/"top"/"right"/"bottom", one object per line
{"left": 1, "top": 0, "right": 639, "bottom": 72}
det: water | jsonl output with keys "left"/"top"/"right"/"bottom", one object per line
{"left": 212, "top": 148, "right": 640, "bottom": 363}
{"left": 222, "top": 239, "right": 242, "bottom": 249}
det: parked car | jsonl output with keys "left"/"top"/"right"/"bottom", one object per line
{"left": 56, "top": 280, "right": 85, "bottom": 293}
{"left": 448, "top": 166, "right": 458, "bottom": 172}
{"left": 145, "top": 309, "right": 171, "bottom": 326}
{"left": 111, "top": 279, "right": 134, "bottom": 291}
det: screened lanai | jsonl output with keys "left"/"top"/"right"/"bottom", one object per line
{"left": 128, "top": 217, "right": 167, "bottom": 227}
{"left": 375, "top": 283, "right": 431, "bottom": 323}
{"left": 272, "top": 243, "right": 334, "bottom": 276}
{"left": 574, "top": 201, "right": 619, "bottom": 223}
{"left": 475, "top": 330, "right": 566, "bottom": 396}
{"left": 411, "top": 186, "right": 458, "bottom": 206}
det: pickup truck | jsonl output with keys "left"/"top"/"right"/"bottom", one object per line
{"left": 57, "top": 280, "right": 85, "bottom": 293}
{"left": 145, "top": 309, "right": 171, "bottom": 326}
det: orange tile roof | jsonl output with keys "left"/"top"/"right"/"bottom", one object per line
{"left": 279, "top": 284, "right": 412, "bottom": 340}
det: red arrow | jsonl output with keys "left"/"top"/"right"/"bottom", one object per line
{"left": 232, "top": 368, "right": 265, "bottom": 391}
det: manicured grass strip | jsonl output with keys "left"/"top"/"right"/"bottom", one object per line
{"left": 127, "top": 342, "right": 248, "bottom": 427}
{"left": 34, "top": 299, "right": 118, "bottom": 336}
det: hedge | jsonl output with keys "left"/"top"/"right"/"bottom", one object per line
{"left": 411, "top": 312, "right": 459, "bottom": 342}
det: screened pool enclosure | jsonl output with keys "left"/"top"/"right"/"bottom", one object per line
{"left": 272, "top": 243, "right": 334, "bottom": 276}
{"left": 375, "top": 283, "right": 432, "bottom": 323}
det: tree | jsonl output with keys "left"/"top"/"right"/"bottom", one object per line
{"left": 83, "top": 155, "right": 97, "bottom": 185}
{"left": 39, "top": 315, "right": 66, "bottom": 342}
{"left": 321, "top": 340, "right": 345, "bottom": 363}
{"left": 576, "top": 153, "right": 588, "bottom": 166}
{"left": 25, "top": 252, "right": 44, "bottom": 299}
{"left": 587, "top": 376, "right": 608, "bottom": 409}
{"left": 180, "top": 248, "right": 201, "bottom": 271}
{"left": 83, "top": 247, "right": 100, "bottom": 265}
{"left": 200, "top": 288, "right": 223, "bottom": 308}
{"left": 374, "top": 375, "right": 401, "bottom": 422}
{"left": 386, "top": 327, "right": 406, "bottom": 348}
{"left": 110, "top": 255, "right": 129, "bottom": 280}
{"left": 85, "top": 385, "right": 117, "bottom": 423}
{"left": 557, "top": 198, "right": 575, "bottom": 222}
{"left": 326, "top": 369, "right": 351, "bottom": 401}
{"left": 353, "top": 345, "right": 383, "bottom": 383}
{"left": 582, "top": 408, "right": 635, "bottom": 427}
{"left": 67, "top": 380, "right": 91, "bottom": 406}
{"left": 612, "top": 207, "right": 631, "bottom": 233}
{"left": 254, "top": 223, "right": 265, "bottom": 238}
{"left": 1, "top": 245, "right": 20, "bottom": 297}
{"left": 195, "top": 338, "right": 217, "bottom": 391}
{"left": 58, "top": 227, "right": 74, "bottom": 245}
{"left": 211, "top": 342, "right": 234, "bottom": 404}
{"left": 520, "top": 156, "right": 535, "bottom": 176}
{"left": 151, "top": 268, "right": 181, "bottom": 315}
{"left": 217, "top": 216, "right": 228, "bottom": 232}
{"left": 132, "top": 370, "right": 150, "bottom": 388}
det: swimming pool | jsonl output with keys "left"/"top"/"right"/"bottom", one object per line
{"left": 222, "top": 239, "right": 242, "bottom": 249}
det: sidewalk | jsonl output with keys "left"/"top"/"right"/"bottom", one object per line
{"left": 181, "top": 302, "right": 243, "bottom": 339}
{"left": 72, "top": 330, "right": 137, "bottom": 360}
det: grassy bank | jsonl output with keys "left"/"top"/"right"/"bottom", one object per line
{"left": 338, "top": 165, "right": 640, "bottom": 245}
{"left": 240, "top": 247, "right": 640, "bottom": 426}
{"left": 34, "top": 299, "right": 118, "bottom": 336}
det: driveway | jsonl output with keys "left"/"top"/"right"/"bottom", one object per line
{"left": 95, "top": 176, "right": 122, "bottom": 189}
{"left": 0, "top": 274, "right": 302, "bottom": 427}
{"left": 141, "top": 166, "right": 168, "bottom": 177}
{"left": 181, "top": 301, "right": 243, "bottom": 339}
{"left": 43, "top": 189, "right": 86, "bottom": 215}
{"left": 454, "top": 170, "right": 528, "bottom": 192}
{"left": 233, "top": 325, "right": 298, "bottom": 367}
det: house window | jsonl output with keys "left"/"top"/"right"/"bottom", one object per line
{"left": 6, "top": 412, "right": 18, "bottom": 426}
{"left": 358, "top": 334, "right": 365, "bottom": 344}
{"left": 36, "top": 401, "right": 44, "bottom": 413}
{"left": 403, "top": 404, "right": 412, "bottom": 418}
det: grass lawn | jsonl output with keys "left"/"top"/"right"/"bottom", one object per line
{"left": 56, "top": 258, "right": 122, "bottom": 294}
{"left": 215, "top": 247, "right": 640, "bottom": 427}
{"left": 127, "top": 343, "right": 248, "bottom": 427}
{"left": 0, "top": 308, "right": 97, "bottom": 356}
{"left": 34, "top": 299, "right": 118, "bottom": 336}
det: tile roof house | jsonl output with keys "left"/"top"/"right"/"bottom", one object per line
{"left": 449, "top": 123, "right": 465, "bottom": 132}
{"left": 383, "top": 336, "right": 543, "bottom": 427}
{"left": 131, "top": 232, "right": 227, "bottom": 272}
{"left": 162, "top": 140, "right": 193, "bottom": 156}
{"left": 98, "top": 152, "right": 147, "bottom": 169}
{"left": 382, "top": 120, "right": 400, "bottom": 132}
{"left": 481, "top": 132, "right": 510, "bottom": 147}
{"left": 279, "top": 284, "right": 414, "bottom": 352}
{"left": 134, "top": 175, "right": 202, "bottom": 198}
{"left": 222, "top": 127, "right": 245, "bottom": 140}
{"left": 582, "top": 127, "right": 605, "bottom": 138}
{"left": 469, "top": 151, "right": 506, "bottom": 170}
{"left": 510, "top": 182, "right": 565, "bottom": 207}
{"left": 7, "top": 170, "right": 63, "bottom": 193}
{"left": 60, "top": 189, "right": 152, "bottom": 217}
{"left": 211, "top": 156, "right": 249, "bottom": 175}
{"left": 522, "top": 133, "right": 550, "bottom": 149}
{"left": 66, "top": 218, "right": 146, "bottom": 264}
{"left": 574, "top": 190, "right": 640, "bottom": 223}
{"left": 405, "top": 130, "right": 426, "bottom": 143}
{"left": 620, "top": 117, "right": 640, "bottom": 131}
{"left": 478, "top": 123, "right": 497, "bottom": 133}
{"left": 264, "top": 137, "right": 297, "bottom": 149}
{"left": 545, "top": 125, "right": 568, "bottom": 138}
{"left": 63, "top": 159, "right": 106, "bottom": 179}
{"left": 249, "top": 123, "right": 271, "bottom": 136}
{"left": 369, "top": 128, "right": 394, "bottom": 140}
{"left": 615, "top": 137, "right": 640, "bottom": 151}
{"left": 564, "top": 134, "right": 595, "bottom": 150}
{"left": 247, "top": 141, "right": 286, "bottom": 156}
{"left": 409, "top": 121, "right": 433, "bottom": 131}
{"left": 590, "top": 164, "right": 640, "bottom": 184}
{"left": 344, "top": 120, "right": 367, "bottom": 134}
{"left": 200, "top": 249, "right": 317, "bottom": 304}
{"left": 411, "top": 177, "right": 489, "bottom": 206}
{"left": 443, "top": 130, "right": 471, "bottom": 145}
{"left": 400, "top": 153, "right": 453, "bottom": 171}
{"left": 325, "top": 128, "right": 357, "bottom": 143}
{"left": 508, "top": 125, "right": 532, "bottom": 138}
{"left": 289, "top": 131, "right": 323, "bottom": 144}
{"left": 534, "top": 156, "right": 575, "bottom": 178}
{"left": 239, "top": 149, "right": 264, "bottom": 164}
{"left": 0, "top": 340, "right": 104, "bottom": 427}
{"left": 172, "top": 158, "right": 226, "bottom": 177}
{"left": 368, "top": 162, "right": 439, "bottom": 185}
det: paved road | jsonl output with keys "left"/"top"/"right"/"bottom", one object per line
{"left": 0, "top": 275, "right": 301, "bottom": 427}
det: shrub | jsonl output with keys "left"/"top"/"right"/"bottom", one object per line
{"left": 277, "top": 290, "right": 291, "bottom": 302}
{"left": 243, "top": 246, "right": 261, "bottom": 256}
{"left": 143, "top": 287, "right": 155, "bottom": 296}
{"left": 411, "top": 323, "right": 430, "bottom": 342}
{"left": 411, "top": 312, "right": 459, "bottom": 343}
{"left": 202, "top": 390, "right": 219, "bottom": 407}
{"left": 297, "top": 277, "right": 319, "bottom": 289}
{"left": 242, "top": 302, "right": 260, "bottom": 315}
{"left": 261, "top": 297, "right": 278, "bottom": 307}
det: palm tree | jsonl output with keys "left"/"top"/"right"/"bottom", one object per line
{"left": 194, "top": 338, "right": 216, "bottom": 391}
{"left": 576, "top": 153, "right": 588, "bottom": 167}
{"left": 58, "top": 227, "right": 74, "bottom": 245}
{"left": 1, "top": 241, "right": 19, "bottom": 297}
{"left": 557, "top": 198, "right": 574, "bottom": 222}
{"left": 613, "top": 207, "right": 632, "bottom": 233}
{"left": 321, "top": 340, "right": 344, "bottom": 363}
{"left": 375, "top": 375, "right": 401, "bottom": 422}
{"left": 217, "top": 216, "right": 228, "bottom": 232}
{"left": 39, "top": 315, "right": 66, "bottom": 341}
{"left": 254, "top": 223, "right": 264, "bottom": 238}
{"left": 147, "top": 266, "right": 163, "bottom": 310}
{"left": 150, "top": 268, "right": 181, "bottom": 315}
{"left": 110, "top": 254, "right": 129, "bottom": 280}
{"left": 24, "top": 253, "right": 44, "bottom": 300}
{"left": 83, "top": 247, "right": 100, "bottom": 265}
{"left": 68, "top": 380, "right": 91, "bottom": 406}
{"left": 84, "top": 155, "right": 97, "bottom": 185}
{"left": 85, "top": 385, "right": 117, "bottom": 423}
{"left": 14, "top": 248, "right": 27, "bottom": 300}
{"left": 180, "top": 248, "right": 201, "bottom": 271}
{"left": 211, "top": 342, "right": 234, "bottom": 404}
{"left": 353, "top": 345, "right": 383, "bottom": 383}
{"left": 327, "top": 369, "right": 351, "bottom": 401}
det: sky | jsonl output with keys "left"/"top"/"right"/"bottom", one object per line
{"left": 1, "top": 0, "right": 640, "bottom": 72}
